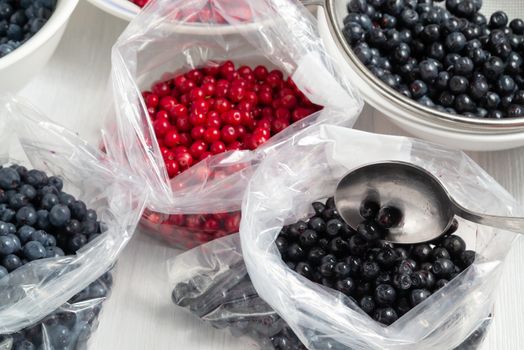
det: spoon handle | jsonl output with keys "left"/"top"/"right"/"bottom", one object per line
{"left": 451, "top": 199, "right": 524, "bottom": 233}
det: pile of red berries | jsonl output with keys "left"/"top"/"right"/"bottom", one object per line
{"left": 140, "top": 61, "right": 321, "bottom": 248}
{"left": 143, "top": 61, "right": 322, "bottom": 179}
{"left": 130, "top": 0, "right": 253, "bottom": 24}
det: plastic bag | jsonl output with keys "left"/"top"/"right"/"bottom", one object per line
{"left": 170, "top": 233, "right": 494, "bottom": 350}
{"left": 240, "top": 124, "right": 520, "bottom": 350}
{"left": 0, "top": 270, "right": 113, "bottom": 350}
{"left": 0, "top": 97, "right": 147, "bottom": 335}
{"left": 169, "top": 234, "right": 308, "bottom": 350}
{"left": 107, "top": 0, "right": 362, "bottom": 248}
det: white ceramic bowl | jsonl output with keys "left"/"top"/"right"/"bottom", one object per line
{"left": 0, "top": 0, "right": 79, "bottom": 93}
{"left": 315, "top": 0, "right": 524, "bottom": 151}
{"left": 86, "top": 0, "right": 138, "bottom": 21}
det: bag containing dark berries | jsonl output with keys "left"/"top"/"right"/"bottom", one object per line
{"left": 240, "top": 124, "right": 521, "bottom": 349}
{"left": 107, "top": 0, "right": 362, "bottom": 249}
{"left": 0, "top": 97, "right": 146, "bottom": 347}
{"left": 168, "top": 233, "right": 308, "bottom": 350}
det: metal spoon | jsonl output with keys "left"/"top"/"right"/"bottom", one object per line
{"left": 334, "top": 161, "right": 524, "bottom": 244}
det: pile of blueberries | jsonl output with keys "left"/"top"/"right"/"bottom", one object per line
{"left": 0, "top": 271, "right": 113, "bottom": 350}
{"left": 172, "top": 262, "right": 307, "bottom": 350}
{"left": 0, "top": 0, "right": 56, "bottom": 58}
{"left": 344, "top": 0, "right": 524, "bottom": 118}
{"left": 276, "top": 197, "right": 476, "bottom": 325}
{"left": 0, "top": 164, "right": 105, "bottom": 279}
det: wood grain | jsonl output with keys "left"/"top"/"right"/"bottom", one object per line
{"left": 16, "top": 2, "right": 524, "bottom": 349}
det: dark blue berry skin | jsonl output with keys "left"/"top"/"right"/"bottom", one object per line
{"left": 49, "top": 204, "right": 71, "bottom": 227}
{"left": 16, "top": 206, "right": 37, "bottom": 226}
{"left": 40, "top": 193, "right": 59, "bottom": 210}
{"left": 0, "top": 235, "right": 17, "bottom": 255}
{"left": 23, "top": 241, "right": 46, "bottom": 261}
{"left": 359, "top": 295, "right": 375, "bottom": 314}
{"left": 373, "top": 307, "right": 398, "bottom": 325}
{"left": 2, "top": 253, "right": 21, "bottom": 271}
{"left": 410, "top": 289, "right": 431, "bottom": 306}
{"left": 0, "top": 167, "right": 20, "bottom": 190}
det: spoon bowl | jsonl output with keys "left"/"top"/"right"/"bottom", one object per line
{"left": 335, "top": 161, "right": 524, "bottom": 244}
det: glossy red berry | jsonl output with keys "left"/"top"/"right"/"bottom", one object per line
{"left": 164, "top": 130, "right": 181, "bottom": 147}
{"left": 203, "top": 127, "right": 221, "bottom": 143}
{"left": 210, "top": 141, "right": 226, "bottom": 154}
{"left": 190, "top": 140, "right": 207, "bottom": 158}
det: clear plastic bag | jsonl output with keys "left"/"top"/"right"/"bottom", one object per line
{"left": 240, "top": 124, "right": 521, "bottom": 350}
{"left": 170, "top": 233, "right": 494, "bottom": 350}
{"left": 0, "top": 270, "right": 113, "bottom": 350}
{"left": 107, "top": 0, "right": 362, "bottom": 248}
{"left": 168, "top": 234, "right": 308, "bottom": 350}
{"left": 0, "top": 97, "right": 147, "bottom": 335}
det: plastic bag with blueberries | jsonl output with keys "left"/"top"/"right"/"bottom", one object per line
{"left": 107, "top": 0, "right": 362, "bottom": 249}
{"left": 168, "top": 234, "right": 308, "bottom": 350}
{"left": 240, "top": 124, "right": 520, "bottom": 350}
{"left": 0, "top": 97, "right": 147, "bottom": 348}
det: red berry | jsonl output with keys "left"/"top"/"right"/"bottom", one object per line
{"left": 203, "top": 64, "right": 220, "bottom": 77}
{"left": 176, "top": 116, "right": 191, "bottom": 132}
{"left": 210, "top": 141, "right": 226, "bottom": 154}
{"left": 189, "top": 112, "right": 207, "bottom": 126}
{"left": 189, "top": 88, "right": 204, "bottom": 101}
{"left": 292, "top": 107, "right": 314, "bottom": 122}
{"left": 190, "top": 125, "right": 206, "bottom": 140}
{"left": 202, "top": 75, "right": 216, "bottom": 84}
{"left": 161, "top": 147, "right": 175, "bottom": 161}
{"left": 186, "top": 69, "right": 203, "bottom": 84}
{"left": 275, "top": 107, "right": 290, "bottom": 120}
{"left": 243, "top": 91, "right": 258, "bottom": 104}
{"left": 202, "top": 82, "right": 216, "bottom": 97}
{"left": 203, "top": 127, "right": 220, "bottom": 143}
{"left": 193, "top": 99, "right": 210, "bottom": 114}
{"left": 215, "top": 79, "right": 229, "bottom": 97}
{"left": 256, "top": 119, "right": 271, "bottom": 131}
{"left": 174, "top": 75, "right": 188, "bottom": 90}
{"left": 224, "top": 212, "right": 241, "bottom": 233}
{"left": 165, "top": 160, "right": 179, "bottom": 178}
{"left": 228, "top": 84, "right": 245, "bottom": 102}
{"left": 258, "top": 91, "right": 273, "bottom": 105}
{"left": 221, "top": 125, "right": 238, "bottom": 144}
{"left": 153, "top": 118, "right": 171, "bottom": 137}
{"left": 170, "top": 104, "right": 188, "bottom": 119}
{"left": 215, "top": 98, "right": 231, "bottom": 113}
{"left": 266, "top": 72, "right": 282, "bottom": 88}
{"left": 220, "top": 61, "right": 235, "bottom": 77}
{"left": 174, "top": 146, "right": 189, "bottom": 155}
{"left": 227, "top": 141, "right": 242, "bottom": 150}
{"left": 145, "top": 94, "right": 159, "bottom": 108}
{"left": 164, "top": 130, "right": 181, "bottom": 147}
{"left": 254, "top": 65, "right": 268, "bottom": 80}
{"left": 236, "top": 125, "right": 246, "bottom": 138}
{"left": 203, "top": 218, "right": 220, "bottom": 231}
{"left": 178, "top": 133, "right": 191, "bottom": 147}
{"left": 190, "top": 140, "right": 207, "bottom": 158}
{"left": 226, "top": 110, "right": 242, "bottom": 126}
{"left": 155, "top": 110, "right": 169, "bottom": 121}
{"left": 281, "top": 94, "right": 298, "bottom": 109}
{"left": 200, "top": 151, "right": 212, "bottom": 160}
{"left": 176, "top": 152, "right": 194, "bottom": 170}
{"left": 272, "top": 118, "right": 289, "bottom": 134}
{"left": 160, "top": 96, "right": 177, "bottom": 112}
{"left": 238, "top": 65, "right": 253, "bottom": 77}
{"left": 253, "top": 127, "right": 270, "bottom": 139}
{"left": 152, "top": 81, "right": 170, "bottom": 97}
{"left": 206, "top": 112, "right": 222, "bottom": 128}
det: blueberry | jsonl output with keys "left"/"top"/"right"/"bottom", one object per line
{"left": 322, "top": 208, "right": 339, "bottom": 221}
{"left": 275, "top": 236, "right": 288, "bottom": 256}
{"left": 444, "top": 32, "right": 467, "bottom": 52}
{"left": 0, "top": 168, "right": 20, "bottom": 190}
{"left": 510, "top": 19, "right": 524, "bottom": 35}
{"left": 442, "top": 235, "right": 466, "bottom": 258}
{"left": 1, "top": 253, "right": 21, "bottom": 271}
{"left": 410, "top": 270, "right": 436, "bottom": 289}
{"left": 59, "top": 192, "right": 75, "bottom": 206}
{"left": 349, "top": 234, "right": 369, "bottom": 256}
{"left": 496, "top": 75, "right": 516, "bottom": 95}
{"left": 319, "top": 261, "right": 335, "bottom": 278}
{"left": 359, "top": 295, "right": 375, "bottom": 314}
{"left": 40, "top": 193, "right": 59, "bottom": 210}
{"left": 334, "top": 262, "right": 351, "bottom": 279}
{"left": 295, "top": 262, "right": 312, "bottom": 278}
{"left": 357, "top": 221, "right": 385, "bottom": 241}
{"left": 321, "top": 254, "right": 337, "bottom": 265}
{"left": 286, "top": 243, "right": 304, "bottom": 261}
{"left": 361, "top": 260, "right": 380, "bottom": 280}
{"left": 409, "top": 289, "right": 431, "bottom": 307}
{"left": 489, "top": 11, "right": 508, "bottom": 29}
{"left": 431, "top": 258, "right": 455, "bottom": 278}
{"left": 49, "top": 204, "right": 71, "bottom": 227}
{"left": 0, "top": 265, "right": 7, "bottom": 280}
{"left": 400, "top": 8, "right": 419, "bottom": 27}
{"left": 15, "top": 206, "right": 37, "bottom": 226}
{"left": 336, "top": 277, "right": 356, "bottom": 295}
{"left": 19, "top": 184, "right": 36, "bottom": 199}
{"left": 46, "top": 246, "right": 64, "bottom": 258}
{"left": 326, "top": 218, "right": 344, "bottom": 237}
{"left": 455, "top": 94, "right": 476, "bottom": 113}
{"left": 0, "top": 235, "right": 17, "bottom": 255}
{"left": 17, "top": 225, "right": 34, "bottom": 243}
{"left": 393, "top": 273, "right": 412, "bottom": 290}
{"left": 307, "top": 246, "right": 326, "bottom": 265}
{"left": 35, "top": 209, "right": 50, "bottom": 229}
{"left": 459, "top": 250, "right": 476, "bottom": 269}
{"left": 454, "top": 57, "right": 474, "bottom": 76}
{"left": 25, "top": 169, "right": 47, "bottom": 187}
{"left": 396, "top": 297, "right": 411, "bottom": 316}
{"left": 431, "top": 247, "right": 450, "bottom": 260}
{"left": 311, "top": 202, "right": 325, "bottom": 216}
{"left": 343, "top": 22, "right": 364, "bottom": 43}
{"left": 308, "top": 217, "right": 326, "bottom": 233}
{"left": 483, "top": 57, "right": 505, "bottom": 81}
{"left": 30, "top": 229, "right": 48, "bottom": 245}
{"left": 328, "top": 237, "right": 350, "bottom": 256}
{"left": 409, "top": 80, "right": 428, "bottom": 99}
{"left": 299, "top": 229, "right": 318, "bottom": 248}
{"left": 412, "top": 244, "right": 432, "bottom": 262}
{"left": 377, "top": 206, "right": 402, "bottom": 228}
{"left": 373, "top": 307, "right": 398, "bottom": 325}
{"left": 81, "top": 220, "right": 99, "bottom": 235}
{"left": 23, "top": 241, "right": 46, "bottom": 261}
{"left": 375, "top": 247, "right": 399, "bottom": 269}
{"left": 470, "top": 75, "right": 489, "bottom": 100}
{"left": 419, "top": 59, "right": 439, "bottom": 83}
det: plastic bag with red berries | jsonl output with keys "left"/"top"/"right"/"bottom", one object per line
{"left": 0, "top": 97, "right": 146, "bottom": 345}
{"left": 107, "top": 0, "right": 362, "bottom": 249}
{"left": 240, "top": 124, "right": 520, "bottom": 350}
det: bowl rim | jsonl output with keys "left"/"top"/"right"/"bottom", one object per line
{"left": 323, "top": 0, "right": 524, "bottom": 132}
{"left": 86, "top": 0, "right": 276, "bottom": 35}
{"left": 0, "top": 0, "right": 80, "bottom": 70}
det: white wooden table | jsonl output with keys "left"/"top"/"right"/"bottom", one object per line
{"left": 17, "top": 1, "right": 524, "bottom": 349}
